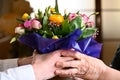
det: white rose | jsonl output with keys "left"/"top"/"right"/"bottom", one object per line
{"left": 15, "top": 27, "right": 25, "bottom": 35}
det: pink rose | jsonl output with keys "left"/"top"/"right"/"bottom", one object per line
{"left": 24, "top": 19, "right": 42, "bottom": 30}
{"left": 68, "top": 13, "right": 78, "bottom": 21}
{"left": 24, "top": 20, "right": 33, "bottom": 30}
{"left": 31, "top": 19, "right": 42, "bottom": 29}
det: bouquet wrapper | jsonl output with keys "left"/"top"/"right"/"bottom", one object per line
{"left": 19, "top": 29, "right": 102, "bottom": 58}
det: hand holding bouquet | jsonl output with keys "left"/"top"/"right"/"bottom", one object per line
{"left": 10, "top": 0, "right": 102, "bottom": 58}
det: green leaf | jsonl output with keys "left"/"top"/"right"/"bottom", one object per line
{"left": 45, "top": 6, "right": 51, "bottom": 16}
{"left": 61, "top": 20, "right": 71, "bottom": 36}
{"left": 42, "top": 30, "right": 53, "bottom": 38}
{"left": 69, "top": 16, "right": 82, "bottom": 32}
{"left": 10, "top": 37, "right": 17, "bottom": 43}
{"left": 16, "top": 18, "right": 24, "bottom": 24}
{"left": 79, "top": 28, "right": 97, "bottom": 39}
{"left": 42, "top": 14, "right": 49, "bottom": 30}
{"left": 37, "top": 9, "right": 43, "bottom": 19}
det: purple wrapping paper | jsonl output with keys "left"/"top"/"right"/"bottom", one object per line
{"left": 18, "top": 29, "right": 102, "bottom": 58}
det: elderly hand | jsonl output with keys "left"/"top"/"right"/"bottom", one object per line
{"left": 17, "top": 56, "right": 33, "bottom": 66}
{"left": 55, "top": 50, "right": 107, "bottom": 80}
{"left": 32, "top": 50, "right": 73, "bottom": 80}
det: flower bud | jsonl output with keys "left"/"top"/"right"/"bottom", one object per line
{"left": 22, "top": 13, "right": 30, "bottom": 20}
{"left": 86, "top": 21, "right": 94, "bottom": 27}
{"left": 50, "top": 8, "right": 55, "bottom": 13}
{"left": 52, "top": 35, "right": 59, "bottom": 39}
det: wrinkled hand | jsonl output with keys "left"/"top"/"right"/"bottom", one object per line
{"left": 32, "top": 50, "right": 73, "bottom": 80}
{"left": 55, "top": 50, "right": 107, "bottom": 80}
{"left": 18, "top": 56, "right": 33, "bottom": 66}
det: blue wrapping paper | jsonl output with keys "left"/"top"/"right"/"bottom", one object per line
{"left": 18, "top": 29, "right": 102, "bottom": 58}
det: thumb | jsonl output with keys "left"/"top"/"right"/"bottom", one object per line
{"left": 32, "top": 50, "right": 38, "bottom": 64}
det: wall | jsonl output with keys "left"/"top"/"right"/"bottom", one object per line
{"left": 28, "top": 0, "right": 95, "bottom": 20}
{"left": 102, "top": 0, "right": 120, "bottom": 39}
{"left": 0, "top": 0, "right": 33, "bottom": 58}
{"left": 0, "top": 34, "right": 12, "bottom": 58}
{"left": 0, "top": 0, "right": 12, "bottom": 16}
{"left": 101, "top": 0, "right": 120, "bottom": 65}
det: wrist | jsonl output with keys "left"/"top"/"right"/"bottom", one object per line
{"left": 17, "top": 58, "right": 22, "bottom": 66}
{"left": 98, "top": 66, "right": 116, "bottom": 80}
{"left": 98, "top": 65, "right": 108, "bottom": 80}
{"left": 32, "top": 64, "right": 45, "bottom": 80}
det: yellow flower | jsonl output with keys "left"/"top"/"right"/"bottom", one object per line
{"left": 52, "top": 35, "right": 59, "bottom": 39}
{"left": 49, "top": 14, "right": 64, "bottom": 25}
{"left": 50, "top": 8, "right": 55, "bottom": 13}
{"left": 22, "top": 13, "right": 29, "bottom": 20}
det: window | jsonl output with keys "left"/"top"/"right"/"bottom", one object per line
{"left": 102, "top": 0, "right": 120, "bottom": 39}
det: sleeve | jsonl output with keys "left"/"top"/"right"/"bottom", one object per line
{"left": 110, "top": 45, "right": 120, "bottom": 70}
{"left": 0, "top": 59, "right": 18, "bottom": 71}
{"left": 0, "top": 65, "right": 35, "bottom": 80}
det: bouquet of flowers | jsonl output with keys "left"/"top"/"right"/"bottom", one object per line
{"left": 10, "top": 0, "right": 102, "bottom": 58}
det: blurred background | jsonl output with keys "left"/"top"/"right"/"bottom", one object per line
{"left": 0, "top": 0, "right": 120, "bottom": 66}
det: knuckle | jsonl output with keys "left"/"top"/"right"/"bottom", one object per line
{"left": 74, "top": 52, "right": 80, "bottom": 59}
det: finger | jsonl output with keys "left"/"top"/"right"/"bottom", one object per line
{"left": 55, "top": 68, "right": 78, "bottom": 77}
{"left": 74, "top": 77, "right": 84, "bottom": 80}
{"left": 32, "top": 50, "right": 41, "bottom": 64}
{"left": 32, "top": 50, "right": 41, "bottom": 57}
{"left": 32, "top": 50, "right": 37, "bottom": 64}
{"left": 61, "top": 57, "right": 74, "bottom": 62}
{"left": 51, "top": 49, "right": 65, "bottom": 57}
{"left": 32, "top": 50, "right": 36, "bottom": 57}
{"left": 33, "top": 49, "right": 39, "bottom": 54}
{"left": 61, "top": 50, "right": 83, "bottom": 59}
{"left": 56, "top": 60, "right": 80, "bottom": 68}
